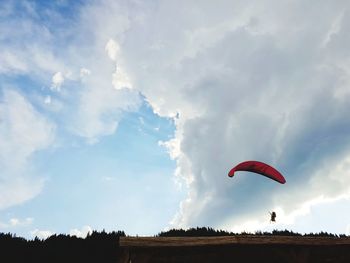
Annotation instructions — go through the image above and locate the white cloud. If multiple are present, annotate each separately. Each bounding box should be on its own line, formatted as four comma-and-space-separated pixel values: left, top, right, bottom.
69, 225, 92, 238
0, 51, 28, 73
10, 218, 20, 226
1, 1, 141, 143
80, 67, 91, 78
30, 229, 54, 239
9, 217, 33, 227
70, 83, 141, 142
105, 39, 133, 89
158, 138, 181, 161
81, 0, 350, 232
0, 7, 67, 77
0, 217, 34, 229
112, 65, 133, 90
65, 36, 141, 142
0, 89, 55, 209
51, 72, 64, 92
2, 0, 350, 234
105, 39, 120, 61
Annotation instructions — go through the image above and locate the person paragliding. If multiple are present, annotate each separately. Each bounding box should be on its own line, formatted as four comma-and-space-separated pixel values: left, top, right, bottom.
228, 161, 285, 224
270, 211, 276, 223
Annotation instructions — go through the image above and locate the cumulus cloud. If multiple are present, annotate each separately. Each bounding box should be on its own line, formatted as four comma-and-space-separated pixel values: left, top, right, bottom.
113, 65, 133, 90
51, 72, 64, 91
65, 26, 141, 141
69, 225, 92, 238
3, 0, 350, 234
30, 229, 54, 239
105, 39, 120, 61
0, 89, 55, 209
82, 0, 350, 231
105, 39, 133, 89
70, 80, 141, 142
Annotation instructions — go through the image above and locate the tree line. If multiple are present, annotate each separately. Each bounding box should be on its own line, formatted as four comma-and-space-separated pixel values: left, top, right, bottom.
0, 230, 125, 263
0, 228, 347, 262
157, 227, 348, 237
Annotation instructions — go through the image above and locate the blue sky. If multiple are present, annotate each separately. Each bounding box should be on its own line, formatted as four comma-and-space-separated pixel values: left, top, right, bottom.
2, 101, 182, 237
1, 0, 350, 239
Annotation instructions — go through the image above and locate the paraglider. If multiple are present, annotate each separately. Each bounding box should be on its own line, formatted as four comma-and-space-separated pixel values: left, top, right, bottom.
228, 160, 286, 184
270, 211, 277, 222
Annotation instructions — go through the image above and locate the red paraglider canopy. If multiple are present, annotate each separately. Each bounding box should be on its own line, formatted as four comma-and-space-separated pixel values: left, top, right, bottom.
228, 161, 286, 184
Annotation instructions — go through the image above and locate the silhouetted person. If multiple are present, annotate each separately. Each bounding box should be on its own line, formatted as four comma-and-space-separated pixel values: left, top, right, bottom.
270, 211, 276, 222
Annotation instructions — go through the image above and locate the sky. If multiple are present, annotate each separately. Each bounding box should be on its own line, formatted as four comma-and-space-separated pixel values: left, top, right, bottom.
1, 0, 350, 239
